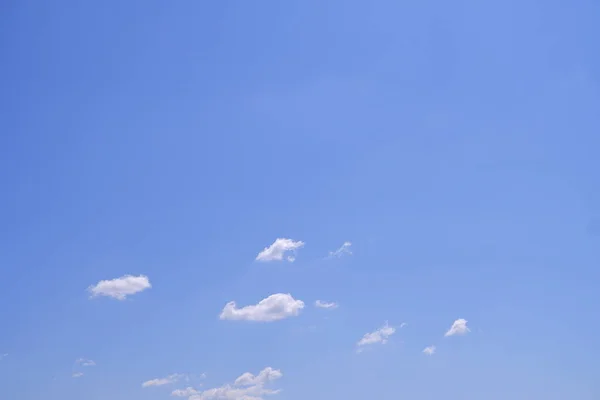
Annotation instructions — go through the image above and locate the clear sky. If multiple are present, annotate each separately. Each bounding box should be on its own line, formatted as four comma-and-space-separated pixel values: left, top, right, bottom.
1, 1, 599, 399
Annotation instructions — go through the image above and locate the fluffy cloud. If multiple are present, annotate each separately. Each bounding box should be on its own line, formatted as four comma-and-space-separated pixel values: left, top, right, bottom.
173, 367, 282, 400
72, 372, 84, 378
255, 238, 304, 262
314, 300, 338, 309
423, 345, 436, 355
76, 358, 96, 367
87, 275, 151, 300
234, 367, 282, 387
143, 373, 185, 388
328, 241, 352, 258
357, 322, 396, 347
444, 318, 470, 337
220, 293, 304, 322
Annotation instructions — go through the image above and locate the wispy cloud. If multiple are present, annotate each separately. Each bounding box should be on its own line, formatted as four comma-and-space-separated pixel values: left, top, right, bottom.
357, 321, 396, 349
314, 300, 338, 309
76, 358, 96, 367
444, 318, 470, 337
255, 238, 304, 262
234, 367, 282, 387
72, 358, 95, 379
423, 345, 436, 355
172, 387, 200, 397
220, 293, 304, 322
327, 241, 352, 258
142, 373, 185, 388
172, 367, 282, 400
87, 275, 151, 300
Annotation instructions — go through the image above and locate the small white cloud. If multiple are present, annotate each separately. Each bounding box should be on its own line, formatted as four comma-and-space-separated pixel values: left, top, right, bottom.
76, 358, 96, 367
328, 241, 352, 258
357, 322, 396, 347
444, 318, 470, 337
423, 345, 436, 355
400, 322, 407, 328
220, 293, 304, 322
88, 274, 151, 300
175, 367, 282, 400
256, 238, 304, 262
314, 300, 338, 309
0, 353, 7, 360
143, 374, 185, 388
72, 358, 95, 379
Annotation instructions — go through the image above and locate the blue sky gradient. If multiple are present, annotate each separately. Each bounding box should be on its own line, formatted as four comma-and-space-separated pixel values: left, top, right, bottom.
1, 1, 599, 399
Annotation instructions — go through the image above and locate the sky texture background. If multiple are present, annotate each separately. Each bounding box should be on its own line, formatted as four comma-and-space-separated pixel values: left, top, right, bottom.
1, 1, 599, 399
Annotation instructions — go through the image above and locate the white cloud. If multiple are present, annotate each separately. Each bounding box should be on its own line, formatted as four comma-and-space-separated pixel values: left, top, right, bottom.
87, 274, 151, 300
220, 293, 304, 322
172, 387, 200, 397
444, 318, 470, 337
234, 367, 282, 387
174, 367, 282, 400
72, 358, 94, 378
357, 322, 396, 347
255, 238, 304, 262
423, 345, 436, 355
328, 241, 352, 258
143, 374, 185, 388
314, 300, 338, 309
0, 353, 7, 360
76, 358, 96, 367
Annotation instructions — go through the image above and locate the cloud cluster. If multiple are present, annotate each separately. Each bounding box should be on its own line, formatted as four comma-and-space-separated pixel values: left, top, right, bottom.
255, 238, 304, 262
78, 236, 474, 393
172, 367, 282, 400
88, 275, 151, 300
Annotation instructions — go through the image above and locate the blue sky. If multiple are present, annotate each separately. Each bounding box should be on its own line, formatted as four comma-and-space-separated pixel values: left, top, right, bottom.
1, 1, 599, 399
